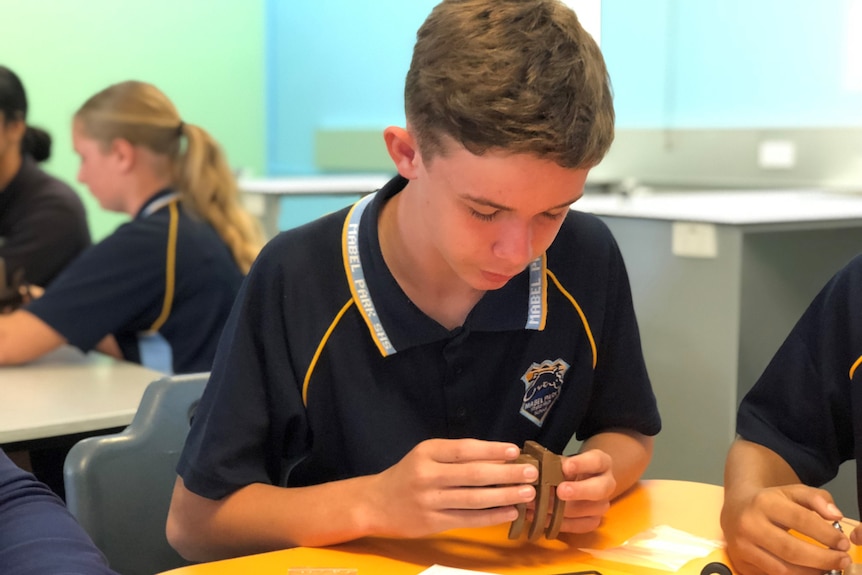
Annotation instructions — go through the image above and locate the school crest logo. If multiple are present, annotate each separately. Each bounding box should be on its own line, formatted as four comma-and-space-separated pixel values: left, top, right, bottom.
520, 359, 569, 427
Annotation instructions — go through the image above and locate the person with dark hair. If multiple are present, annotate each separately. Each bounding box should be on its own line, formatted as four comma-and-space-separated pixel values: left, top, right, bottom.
0, 65, 90, 290
0, 447, 118, 574
167, 0, 660, 562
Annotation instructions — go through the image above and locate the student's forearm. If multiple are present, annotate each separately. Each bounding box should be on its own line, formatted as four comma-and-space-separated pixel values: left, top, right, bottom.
723, 438, 802, 503
580, 429, 653, 498
0, 311, 64, 365
168, 475, 384, 562
94, 334, 123, 359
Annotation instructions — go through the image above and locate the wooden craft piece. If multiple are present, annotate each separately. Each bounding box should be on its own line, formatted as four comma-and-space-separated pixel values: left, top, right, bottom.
507, 453, 538, 539
507, 440, 566, 541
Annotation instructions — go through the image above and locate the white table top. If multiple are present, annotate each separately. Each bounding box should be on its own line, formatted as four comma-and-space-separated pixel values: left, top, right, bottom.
0, 347, 164, 445
574, 189, 862, 225
239, 173, 393, 195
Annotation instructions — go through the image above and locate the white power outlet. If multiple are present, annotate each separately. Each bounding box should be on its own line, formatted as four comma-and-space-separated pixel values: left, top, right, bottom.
672, 222, 718, 259
758, 139, 797, 170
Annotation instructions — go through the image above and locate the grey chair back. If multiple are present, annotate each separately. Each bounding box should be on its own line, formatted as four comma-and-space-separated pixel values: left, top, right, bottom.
64, 372, 208, 575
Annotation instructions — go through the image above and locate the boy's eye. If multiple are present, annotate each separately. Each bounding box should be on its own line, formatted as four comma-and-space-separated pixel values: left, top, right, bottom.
469, 208, 498, 222
542, 210, 568, 221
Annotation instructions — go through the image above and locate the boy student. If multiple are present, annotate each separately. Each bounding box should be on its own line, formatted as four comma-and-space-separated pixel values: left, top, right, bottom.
167, 0, 661, 561
722, 254, 862, 575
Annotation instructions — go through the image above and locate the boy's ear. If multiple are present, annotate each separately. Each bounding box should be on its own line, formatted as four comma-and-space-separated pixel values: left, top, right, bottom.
383, 126, 421, 179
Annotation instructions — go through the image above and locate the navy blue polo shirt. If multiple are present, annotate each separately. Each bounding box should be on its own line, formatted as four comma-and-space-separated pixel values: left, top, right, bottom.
178, 176, 661, 499
26, 190, 243, 374
0, 449, 118, 574
737, 253, 862, 516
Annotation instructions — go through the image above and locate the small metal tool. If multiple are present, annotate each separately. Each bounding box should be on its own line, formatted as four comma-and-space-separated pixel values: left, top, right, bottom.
825, 520, 845, 575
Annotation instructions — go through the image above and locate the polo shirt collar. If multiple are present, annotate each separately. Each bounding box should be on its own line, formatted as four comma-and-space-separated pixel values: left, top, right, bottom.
342, 175, 548, 357
135, 188, 180, 219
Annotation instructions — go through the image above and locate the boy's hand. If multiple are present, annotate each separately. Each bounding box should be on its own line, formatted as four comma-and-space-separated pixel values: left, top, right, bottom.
549, 449, 615, 533
851, 521, 862, 546
721, 483, 851, 575
366, 438, 539, 538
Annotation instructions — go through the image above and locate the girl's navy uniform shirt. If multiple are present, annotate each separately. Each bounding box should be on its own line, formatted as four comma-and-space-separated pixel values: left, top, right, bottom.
26, 190, 243, 374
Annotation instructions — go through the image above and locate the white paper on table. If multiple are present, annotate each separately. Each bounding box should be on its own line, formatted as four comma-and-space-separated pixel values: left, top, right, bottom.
418, 566, 503, 575
580, 524, 725, 571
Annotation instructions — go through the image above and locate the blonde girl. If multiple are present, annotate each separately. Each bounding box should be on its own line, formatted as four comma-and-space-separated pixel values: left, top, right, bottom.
0, 80, 263, 374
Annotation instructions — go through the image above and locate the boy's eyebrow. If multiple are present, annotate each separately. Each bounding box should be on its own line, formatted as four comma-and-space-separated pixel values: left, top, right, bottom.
461, 193, 582, 212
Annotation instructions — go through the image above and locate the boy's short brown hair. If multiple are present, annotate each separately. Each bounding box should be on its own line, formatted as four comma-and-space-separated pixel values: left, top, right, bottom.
405, 0, 614, 169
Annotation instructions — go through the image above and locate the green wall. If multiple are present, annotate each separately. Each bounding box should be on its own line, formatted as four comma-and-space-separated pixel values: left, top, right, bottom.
1, 0, 265, 240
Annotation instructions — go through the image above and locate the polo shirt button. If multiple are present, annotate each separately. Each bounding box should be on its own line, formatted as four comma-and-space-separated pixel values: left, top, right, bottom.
455, 407, 467, 419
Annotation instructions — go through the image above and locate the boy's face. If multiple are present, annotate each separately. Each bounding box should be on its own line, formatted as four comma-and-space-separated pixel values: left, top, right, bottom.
412, 142, 590, 291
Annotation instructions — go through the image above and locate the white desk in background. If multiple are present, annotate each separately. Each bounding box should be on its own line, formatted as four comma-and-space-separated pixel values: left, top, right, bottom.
0, 346, 164, 449
576, 188, 862, 226
239, 174, 393, 239
574, 188, 862, 513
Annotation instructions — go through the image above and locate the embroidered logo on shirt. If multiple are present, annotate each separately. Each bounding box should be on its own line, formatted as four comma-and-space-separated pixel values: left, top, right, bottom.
520, 359, 569, 427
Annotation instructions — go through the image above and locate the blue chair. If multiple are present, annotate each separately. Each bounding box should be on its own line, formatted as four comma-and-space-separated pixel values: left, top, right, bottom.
64, 373, 208, 575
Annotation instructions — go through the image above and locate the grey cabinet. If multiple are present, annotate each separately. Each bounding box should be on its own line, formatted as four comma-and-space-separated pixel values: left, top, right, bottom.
575, 190, 862, 515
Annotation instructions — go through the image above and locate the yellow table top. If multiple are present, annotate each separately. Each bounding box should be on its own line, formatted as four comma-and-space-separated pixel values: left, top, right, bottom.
159, 478, 862, 574
160, 479, 746, 574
